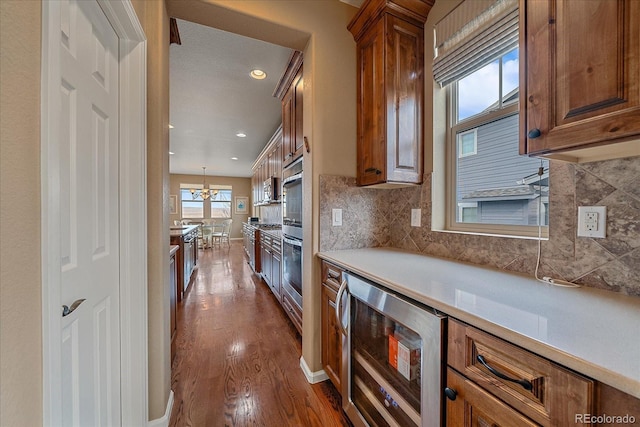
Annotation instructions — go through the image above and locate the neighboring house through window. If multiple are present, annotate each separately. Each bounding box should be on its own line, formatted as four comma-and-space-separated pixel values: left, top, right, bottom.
434, 0, 548, 237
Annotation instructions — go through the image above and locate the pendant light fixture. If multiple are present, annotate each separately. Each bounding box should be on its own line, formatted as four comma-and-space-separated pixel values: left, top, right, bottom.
190, 166, 217, 200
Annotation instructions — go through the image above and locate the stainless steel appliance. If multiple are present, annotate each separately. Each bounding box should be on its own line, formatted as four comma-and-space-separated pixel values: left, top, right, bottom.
337, 273, 446, 427
282, 157, 303, 315
282, 235, 302, 308
282, 158, 303, 240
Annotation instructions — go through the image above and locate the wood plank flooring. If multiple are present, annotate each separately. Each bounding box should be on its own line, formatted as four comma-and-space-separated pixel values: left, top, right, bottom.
169, 241, 351, 427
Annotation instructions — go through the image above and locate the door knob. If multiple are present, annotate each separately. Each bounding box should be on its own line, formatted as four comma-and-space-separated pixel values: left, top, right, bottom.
62, 299, 86, 317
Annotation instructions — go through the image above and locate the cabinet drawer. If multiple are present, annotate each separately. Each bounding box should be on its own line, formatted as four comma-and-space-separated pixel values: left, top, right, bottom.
282, 289, 302, 334
446, 367, 538, 427
448, 319, 593, 426
321, 260, 343, 291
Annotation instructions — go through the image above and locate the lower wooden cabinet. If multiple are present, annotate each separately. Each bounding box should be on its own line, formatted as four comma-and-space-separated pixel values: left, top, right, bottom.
446, 367, 538, 427
321, 260, 344, 391
447, 319, 593, 426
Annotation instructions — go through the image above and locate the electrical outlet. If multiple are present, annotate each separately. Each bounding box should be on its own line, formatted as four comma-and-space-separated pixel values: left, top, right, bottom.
332, 208, 342, 226
411, 209, 421, 227
577, 206, 606, 238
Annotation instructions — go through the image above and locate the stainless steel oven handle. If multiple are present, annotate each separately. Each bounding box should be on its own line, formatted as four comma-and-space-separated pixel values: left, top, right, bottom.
335, 279, 349, 336
282, 172, 303, 186
283, 236, 302, 247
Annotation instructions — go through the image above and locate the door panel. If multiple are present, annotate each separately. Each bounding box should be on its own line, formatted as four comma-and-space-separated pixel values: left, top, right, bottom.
59, 0, 120, 425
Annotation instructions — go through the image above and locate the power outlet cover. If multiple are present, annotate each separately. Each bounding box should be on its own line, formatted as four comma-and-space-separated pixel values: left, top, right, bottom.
411, 209, 421, 227
577, 206, 606, 238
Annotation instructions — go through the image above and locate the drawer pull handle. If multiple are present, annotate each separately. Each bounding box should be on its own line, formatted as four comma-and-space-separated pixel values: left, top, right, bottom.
476, 355, 533, 391
444, 387, 457, 401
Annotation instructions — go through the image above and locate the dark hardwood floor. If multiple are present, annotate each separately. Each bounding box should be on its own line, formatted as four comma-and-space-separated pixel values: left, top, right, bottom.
169, 241, 350, 427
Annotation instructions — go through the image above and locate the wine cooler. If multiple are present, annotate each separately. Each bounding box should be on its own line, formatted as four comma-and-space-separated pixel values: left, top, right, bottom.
337, 273, 446, 427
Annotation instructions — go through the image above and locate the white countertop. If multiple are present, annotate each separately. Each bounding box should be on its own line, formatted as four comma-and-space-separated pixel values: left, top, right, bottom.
318, 247, 640, 398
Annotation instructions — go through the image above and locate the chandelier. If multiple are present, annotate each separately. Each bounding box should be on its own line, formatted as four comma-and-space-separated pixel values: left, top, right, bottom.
190, 167, 218, 200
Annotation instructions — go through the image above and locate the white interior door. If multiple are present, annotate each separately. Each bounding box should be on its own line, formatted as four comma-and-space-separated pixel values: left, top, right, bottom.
58, 0, 121, 425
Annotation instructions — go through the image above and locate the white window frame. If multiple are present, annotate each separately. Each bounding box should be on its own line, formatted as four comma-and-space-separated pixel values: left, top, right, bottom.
180, 184, 205, 219
444, 56, 548, 239
209, 185, 232, 219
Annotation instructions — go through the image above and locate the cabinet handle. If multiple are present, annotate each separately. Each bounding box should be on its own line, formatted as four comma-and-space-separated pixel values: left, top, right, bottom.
62, 299, 86, 317
527, 128, 541, 139
364, 167, 382, 175
444, 387, 457, 401
335, 279, 349, 336
476, 355, 533, 391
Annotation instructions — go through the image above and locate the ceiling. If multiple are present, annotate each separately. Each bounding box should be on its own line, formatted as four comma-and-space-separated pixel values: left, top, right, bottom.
169, 19, 294, 178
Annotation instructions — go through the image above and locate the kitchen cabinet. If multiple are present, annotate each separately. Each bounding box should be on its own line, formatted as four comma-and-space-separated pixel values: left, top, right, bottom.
252, 126, 283, 206
170, 225, 199, 301
520, 0, 640, 162
260, 233, 273, 288
348, 0, 433, 187
320, 260, 344, 392
271, 238, 281, 301
260, 231, 282, 300
282, 286, 302, 334
446, 318, 593, 426
275, 51, 304, 169
169, 245, 179, 363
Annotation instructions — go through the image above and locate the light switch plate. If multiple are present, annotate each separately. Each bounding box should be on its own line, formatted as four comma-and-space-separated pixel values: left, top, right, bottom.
411, 209, 421, 227
577, 206, 606, 238
332, 208, 342, 226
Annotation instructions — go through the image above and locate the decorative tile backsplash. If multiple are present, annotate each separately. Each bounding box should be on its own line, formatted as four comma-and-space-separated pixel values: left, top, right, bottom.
319, 156, 640, 297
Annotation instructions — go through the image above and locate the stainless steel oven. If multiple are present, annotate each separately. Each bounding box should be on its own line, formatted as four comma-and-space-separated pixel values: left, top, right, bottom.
282, 157, 302, 240
337, 272, 446, 427
282, 235, 302, 309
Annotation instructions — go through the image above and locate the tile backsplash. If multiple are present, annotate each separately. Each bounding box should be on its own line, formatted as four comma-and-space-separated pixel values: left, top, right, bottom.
319, 156, 640, 297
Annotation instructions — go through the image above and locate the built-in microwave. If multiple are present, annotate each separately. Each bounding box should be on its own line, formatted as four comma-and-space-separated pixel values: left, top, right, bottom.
263, 176, 278, 204
282, 158, 303, 240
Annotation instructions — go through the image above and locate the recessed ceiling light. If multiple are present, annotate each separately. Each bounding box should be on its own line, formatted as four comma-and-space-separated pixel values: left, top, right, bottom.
236, 132, 246, 138
169, 151, 175, 155
250, 69, 267, 80
231, 157, 239, 161
169, 124, 174, 129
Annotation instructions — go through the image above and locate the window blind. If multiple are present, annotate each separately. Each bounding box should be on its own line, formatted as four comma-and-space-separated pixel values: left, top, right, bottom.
433, 0, 518, 87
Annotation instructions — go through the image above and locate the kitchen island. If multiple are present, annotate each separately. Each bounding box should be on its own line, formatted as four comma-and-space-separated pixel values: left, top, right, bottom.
170, 224, 199, 301
318, 247, 640, 402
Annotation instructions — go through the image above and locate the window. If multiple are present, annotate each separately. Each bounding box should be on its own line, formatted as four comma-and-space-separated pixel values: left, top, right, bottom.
210, 185, 232, 219
180, 186, 204, 219
433, 0, 548, 237
457, 129, 477, 158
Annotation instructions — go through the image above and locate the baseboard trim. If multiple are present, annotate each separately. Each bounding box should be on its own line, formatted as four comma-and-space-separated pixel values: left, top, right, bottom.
148, 390, 174, 427
300, 356, 329, 384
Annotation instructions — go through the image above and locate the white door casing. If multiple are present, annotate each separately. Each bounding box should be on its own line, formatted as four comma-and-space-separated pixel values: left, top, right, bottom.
41, 0, 148, 425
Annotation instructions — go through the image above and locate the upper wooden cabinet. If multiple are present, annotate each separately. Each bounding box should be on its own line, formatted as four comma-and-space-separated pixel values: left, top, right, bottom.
520, 0, 640, 162
348, 0, 434, 187
275, 52, 304, 169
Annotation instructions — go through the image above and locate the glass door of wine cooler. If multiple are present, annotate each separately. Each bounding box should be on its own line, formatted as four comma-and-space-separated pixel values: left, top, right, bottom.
340, 273, 445, 427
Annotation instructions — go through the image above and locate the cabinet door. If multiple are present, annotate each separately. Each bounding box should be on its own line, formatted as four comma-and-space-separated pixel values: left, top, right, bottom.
321, 283, 342, 391
446, 368, 539, 427
293, 68, 304, 161
272, 249, 281, 299
521, 0, 640, 159
357, 18, 387, 186
169, 253, 177, 362
385, 15, 423, 184
282, 86, 294, 166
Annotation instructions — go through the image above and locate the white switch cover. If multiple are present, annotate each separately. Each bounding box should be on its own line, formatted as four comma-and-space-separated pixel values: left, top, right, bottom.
577, 206, 606, 238
332, 208, 342, 226
411, 209, 421, 227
